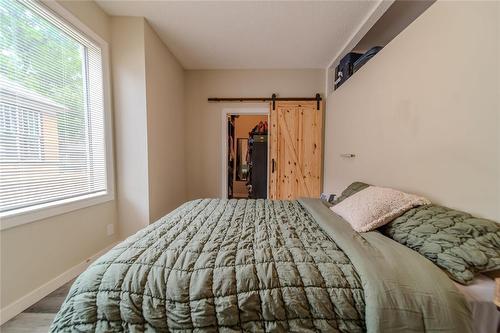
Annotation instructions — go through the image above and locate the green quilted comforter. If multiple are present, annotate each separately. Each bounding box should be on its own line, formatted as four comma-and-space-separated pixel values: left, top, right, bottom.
50, 199, 471, 332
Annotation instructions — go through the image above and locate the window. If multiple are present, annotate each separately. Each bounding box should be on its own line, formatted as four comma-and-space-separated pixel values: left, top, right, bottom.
0, 0, 112, 226
1, 103, 43, 161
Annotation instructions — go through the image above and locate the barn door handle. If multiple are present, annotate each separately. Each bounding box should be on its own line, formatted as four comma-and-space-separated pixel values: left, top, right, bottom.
272, 159, 276, 173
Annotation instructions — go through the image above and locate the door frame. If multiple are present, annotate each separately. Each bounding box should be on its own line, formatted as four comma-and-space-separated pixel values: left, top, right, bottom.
221, 107, 269, 199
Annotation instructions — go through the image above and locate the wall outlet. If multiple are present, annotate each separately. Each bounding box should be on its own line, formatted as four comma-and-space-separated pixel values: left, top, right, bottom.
106, 223, 115, 236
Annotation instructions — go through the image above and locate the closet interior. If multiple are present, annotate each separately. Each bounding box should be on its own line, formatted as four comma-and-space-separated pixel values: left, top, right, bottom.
227, 115, 268, 199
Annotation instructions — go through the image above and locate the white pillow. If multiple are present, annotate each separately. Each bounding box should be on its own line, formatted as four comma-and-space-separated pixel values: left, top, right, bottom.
330, 186, 431, 232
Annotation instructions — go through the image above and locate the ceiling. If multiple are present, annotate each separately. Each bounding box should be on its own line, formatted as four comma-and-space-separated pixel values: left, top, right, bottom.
96, 1, 382, 70
353, 0, 434, 53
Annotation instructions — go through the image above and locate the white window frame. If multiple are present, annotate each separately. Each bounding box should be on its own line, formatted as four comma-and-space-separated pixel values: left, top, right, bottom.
0, 0, 115, 230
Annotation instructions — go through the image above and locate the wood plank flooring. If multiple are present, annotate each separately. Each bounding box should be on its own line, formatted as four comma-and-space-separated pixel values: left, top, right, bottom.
1, 279, 75, 333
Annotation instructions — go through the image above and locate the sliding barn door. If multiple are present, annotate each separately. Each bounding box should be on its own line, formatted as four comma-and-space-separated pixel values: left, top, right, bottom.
269, 101, 323, 199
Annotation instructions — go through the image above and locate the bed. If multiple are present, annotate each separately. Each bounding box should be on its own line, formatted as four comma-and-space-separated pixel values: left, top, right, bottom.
50, 198, 475, 332
454, 275, 500, 333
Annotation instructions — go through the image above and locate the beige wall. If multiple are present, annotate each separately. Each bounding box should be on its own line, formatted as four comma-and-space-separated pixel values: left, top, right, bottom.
324, 1, 500, 221
111, 18, 187, 232
144, 22, 187, 222
0, 0, 118, 310
111, 17, 150, 237
185, 70, 324, 199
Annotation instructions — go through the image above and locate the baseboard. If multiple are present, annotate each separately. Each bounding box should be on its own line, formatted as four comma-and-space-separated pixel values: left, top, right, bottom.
0, 242, 117, 325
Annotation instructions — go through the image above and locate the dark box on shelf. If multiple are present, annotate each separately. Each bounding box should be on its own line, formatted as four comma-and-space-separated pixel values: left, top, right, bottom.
334, 52, 362, 89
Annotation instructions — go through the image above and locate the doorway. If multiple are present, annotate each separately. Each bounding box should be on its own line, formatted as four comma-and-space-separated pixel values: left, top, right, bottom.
221, 108, 269, 199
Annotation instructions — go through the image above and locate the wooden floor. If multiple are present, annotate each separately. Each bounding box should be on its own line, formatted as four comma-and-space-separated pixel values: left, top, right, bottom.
1, 279, 75, 333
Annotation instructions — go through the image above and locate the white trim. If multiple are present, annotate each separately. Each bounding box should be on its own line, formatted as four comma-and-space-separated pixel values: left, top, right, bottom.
0, 191, 113, 230
324, 0, 394, 94
0, 242, 117, 325
41, 0, 108, 47
0, 0, 115, 230
221, 107, 270, 199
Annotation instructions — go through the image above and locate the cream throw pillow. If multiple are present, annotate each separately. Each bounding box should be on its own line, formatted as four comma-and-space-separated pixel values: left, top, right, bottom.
330, 186, 431, 232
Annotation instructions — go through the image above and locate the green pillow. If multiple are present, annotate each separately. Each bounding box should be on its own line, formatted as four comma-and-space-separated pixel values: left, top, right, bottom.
381, 205, 500, 284
332, 182, 370, 205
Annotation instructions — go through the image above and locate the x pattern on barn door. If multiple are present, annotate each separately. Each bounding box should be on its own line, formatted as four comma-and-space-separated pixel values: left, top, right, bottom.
269, 101, 323, 200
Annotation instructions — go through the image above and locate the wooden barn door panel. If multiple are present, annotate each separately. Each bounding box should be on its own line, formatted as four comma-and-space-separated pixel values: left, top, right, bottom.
269, 102, 279, 199
269, 101, 322, 199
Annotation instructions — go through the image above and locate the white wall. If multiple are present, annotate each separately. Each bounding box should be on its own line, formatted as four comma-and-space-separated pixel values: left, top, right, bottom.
324, 1, 500, 221
144, 23, 187, 221
185, 70, 324, 199
0, 0, 118, 311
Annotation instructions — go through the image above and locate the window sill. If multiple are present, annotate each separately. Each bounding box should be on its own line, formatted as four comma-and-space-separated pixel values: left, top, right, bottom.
0, 191, 114, 231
